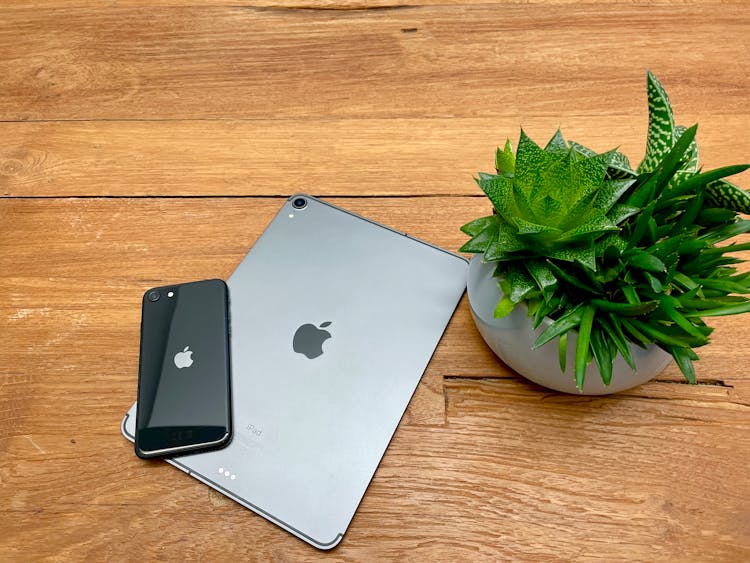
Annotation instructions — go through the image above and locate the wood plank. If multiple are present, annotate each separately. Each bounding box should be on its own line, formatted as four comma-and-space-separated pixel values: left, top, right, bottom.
3, 0, 750, 558
1, 5, 749, 121
0, 197, 481, 441
8, 0, 749, 7
2, 378, 748, 560
2, 117, 750, 197
3, 198, 750, 558
1, 196, 749, 440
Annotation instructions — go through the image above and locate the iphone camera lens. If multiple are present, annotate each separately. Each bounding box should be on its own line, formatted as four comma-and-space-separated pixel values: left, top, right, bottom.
292, 197, 307, 210
147, 290, 161, 302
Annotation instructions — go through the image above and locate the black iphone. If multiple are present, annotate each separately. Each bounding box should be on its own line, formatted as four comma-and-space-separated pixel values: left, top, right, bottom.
135, 279, 232, 459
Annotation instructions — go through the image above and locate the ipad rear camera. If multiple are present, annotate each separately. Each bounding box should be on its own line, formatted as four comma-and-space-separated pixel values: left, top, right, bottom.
292, 197, 307, 210
147, 290, 161, 302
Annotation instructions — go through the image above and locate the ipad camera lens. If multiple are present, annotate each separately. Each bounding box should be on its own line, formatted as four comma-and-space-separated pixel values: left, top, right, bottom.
147, 290, 161, 302
292, 197, 307, 210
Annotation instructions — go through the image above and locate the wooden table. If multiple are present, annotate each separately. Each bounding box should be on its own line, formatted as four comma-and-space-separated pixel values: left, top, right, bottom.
2, 2, 749, 560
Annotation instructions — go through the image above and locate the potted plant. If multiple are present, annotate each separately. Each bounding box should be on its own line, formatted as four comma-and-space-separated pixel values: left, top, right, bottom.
462, 72, 750, 394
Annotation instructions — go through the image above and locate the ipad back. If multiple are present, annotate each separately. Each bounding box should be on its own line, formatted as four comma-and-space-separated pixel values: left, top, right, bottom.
122, 195, 467, 549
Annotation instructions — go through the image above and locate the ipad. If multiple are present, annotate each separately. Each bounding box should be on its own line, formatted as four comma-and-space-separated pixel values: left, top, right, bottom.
121, 194, 467, 549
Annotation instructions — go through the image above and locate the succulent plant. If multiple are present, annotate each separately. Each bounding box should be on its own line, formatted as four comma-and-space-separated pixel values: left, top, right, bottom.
637, 71, 750, 214
461, 73, 750, 390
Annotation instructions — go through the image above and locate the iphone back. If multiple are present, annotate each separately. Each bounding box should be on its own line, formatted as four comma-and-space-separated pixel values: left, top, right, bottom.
135, 279, 231, 458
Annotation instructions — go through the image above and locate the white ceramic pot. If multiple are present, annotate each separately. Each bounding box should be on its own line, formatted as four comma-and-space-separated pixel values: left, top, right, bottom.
467, 255, 673, 394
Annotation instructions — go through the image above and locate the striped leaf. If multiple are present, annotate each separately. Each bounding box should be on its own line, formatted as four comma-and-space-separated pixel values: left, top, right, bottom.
637, 71, 677, 173
705, 179, 750, 214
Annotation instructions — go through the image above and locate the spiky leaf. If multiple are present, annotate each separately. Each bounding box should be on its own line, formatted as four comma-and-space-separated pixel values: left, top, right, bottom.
705, 179, 750, 214
638, 70, 677, 173
496, 139, 515, 176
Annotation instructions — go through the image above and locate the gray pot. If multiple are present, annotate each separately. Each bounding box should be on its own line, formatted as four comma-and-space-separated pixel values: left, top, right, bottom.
467, 255, 672, 394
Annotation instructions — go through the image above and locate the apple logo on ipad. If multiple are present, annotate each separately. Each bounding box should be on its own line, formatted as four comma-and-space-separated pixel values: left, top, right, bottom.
293, 322, 332, 359
173, 346, 194, 369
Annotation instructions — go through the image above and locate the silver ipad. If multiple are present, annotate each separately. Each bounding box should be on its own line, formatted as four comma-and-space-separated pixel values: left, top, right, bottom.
121, 195, 467, 549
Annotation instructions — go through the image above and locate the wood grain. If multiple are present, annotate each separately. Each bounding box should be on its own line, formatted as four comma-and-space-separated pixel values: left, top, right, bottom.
3, 0, 750, 560
7, 0, 750, 7
2, 117, 750, 197
1, 197, 749, 561
1, 5, 749, 121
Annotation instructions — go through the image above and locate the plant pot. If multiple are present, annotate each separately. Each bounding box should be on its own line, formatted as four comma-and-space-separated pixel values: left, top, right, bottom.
467, 255, 673, 395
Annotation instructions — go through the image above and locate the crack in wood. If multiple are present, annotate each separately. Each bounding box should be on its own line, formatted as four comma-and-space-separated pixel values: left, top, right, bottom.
235, 5, 415, 13
440, 374, 750, 410
654, 377, 733, 388
0, 194, 484, 200
443, 375, 518, 381
444, 374, 736, 388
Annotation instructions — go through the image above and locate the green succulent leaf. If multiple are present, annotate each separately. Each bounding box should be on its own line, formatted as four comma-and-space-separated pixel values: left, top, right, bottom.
599, 232, 629, 254
655, 124, 698, 189
511, 182, 538, 221
669, 346, 697, 384
460, 215, 497, 236
595, 179, 636, 213
495, 139, 515, 176
600, 314, 636, 370
705, 178, 750, 214
516, 130, 553, 200
570, 152, 611, 202
661, 300, 710, 344
627, 250, 667, 273
638, 70, 677, 173
620, 318, 651, 348
575, 305, 596, 389
673, 124, 699, 173
627, 318, 690, 348
537, 195, 564, 218
506, 265, 538, 304
484, 220, 529, 257
648, 235, 684, 260
558, 333, 568, 373
544, 129, 568, 155
459, 222, 497, 253
494, 279, 516, 318
526, 260, 558, 302
557, 214, 618, 243
561, 190, 599, 229
545, 261, 600, 294
628, 200, 657, 248
703, 242, 750, 255
683, 300, 750, 317
698, 207, 738, 225
605, 150, 636, 178
533, 294, 566, 329
570, 141, 635, 179
699, 219, 750, 244
677, 294, 743, 310
590, 329, 613, 385
625, 172, 657, 209
568, 140, 597, 158
644, 272, 663, 293
590, 299, 659, 316
514, 217, 562, 238
476, 174, 510, 213
698, 276, 750, 295
534, 304, 585, 349
659, 164, 750, 205
547, 242, 597, 271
